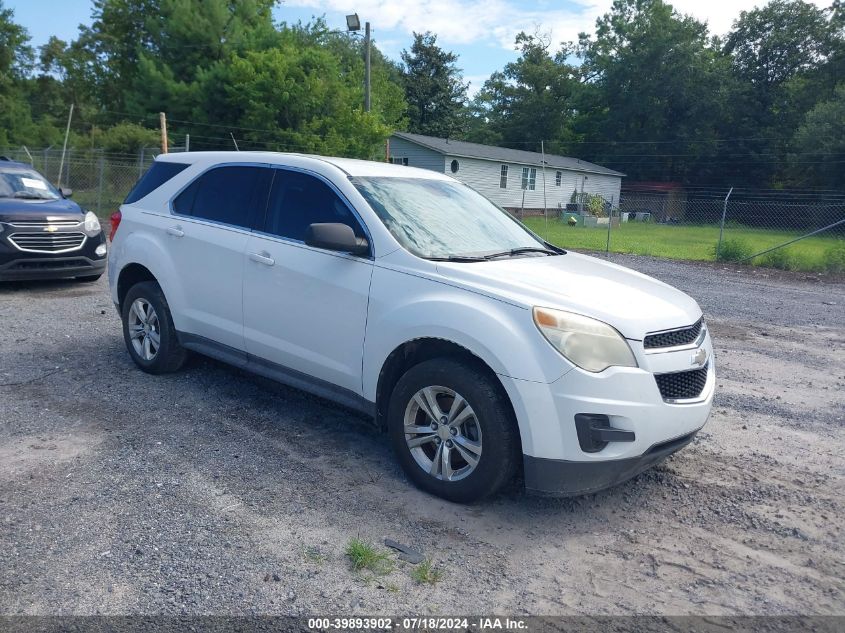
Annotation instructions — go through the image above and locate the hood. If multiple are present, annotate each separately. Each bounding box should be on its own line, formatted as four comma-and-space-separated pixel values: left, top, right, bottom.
0, 197, 84, 223
435, 252, 702, 340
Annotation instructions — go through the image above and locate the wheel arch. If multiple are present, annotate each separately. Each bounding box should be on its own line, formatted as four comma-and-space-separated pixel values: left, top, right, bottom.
116, 263, 158, 311
374, 338, 520, 448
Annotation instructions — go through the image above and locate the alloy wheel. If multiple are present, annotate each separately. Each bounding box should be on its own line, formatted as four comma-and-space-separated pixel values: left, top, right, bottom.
127, 298, 160, 361
403, 385, 483, 482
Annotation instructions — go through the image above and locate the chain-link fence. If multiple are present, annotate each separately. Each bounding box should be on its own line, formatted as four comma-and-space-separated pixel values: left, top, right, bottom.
4, 146, 843, 273
0, 146, 185, 220
526, 185, 845, 274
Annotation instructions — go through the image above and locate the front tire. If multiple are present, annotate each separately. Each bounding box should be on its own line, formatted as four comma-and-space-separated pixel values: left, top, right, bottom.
388, 358, 520, 503
121, 281, 187, 374
77, 273, 103, 283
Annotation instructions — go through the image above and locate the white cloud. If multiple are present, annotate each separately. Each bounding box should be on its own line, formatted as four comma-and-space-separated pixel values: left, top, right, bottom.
286, 0, 832, 53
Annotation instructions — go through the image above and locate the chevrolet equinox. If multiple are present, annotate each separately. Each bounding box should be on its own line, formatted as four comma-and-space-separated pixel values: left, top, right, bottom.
108, 152, 714, 502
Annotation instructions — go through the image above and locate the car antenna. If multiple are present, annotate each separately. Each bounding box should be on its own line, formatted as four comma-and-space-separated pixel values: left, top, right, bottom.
230, 133, 240, 151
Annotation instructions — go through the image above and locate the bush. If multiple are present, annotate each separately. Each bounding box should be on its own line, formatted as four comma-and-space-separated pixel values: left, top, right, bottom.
825, 241, 845, 273
759, 248, 797, 271
714, 239, 752, 262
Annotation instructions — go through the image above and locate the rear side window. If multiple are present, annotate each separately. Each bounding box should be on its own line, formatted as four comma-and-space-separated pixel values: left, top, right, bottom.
173, 166, 270, 229
124, 162, 189, 204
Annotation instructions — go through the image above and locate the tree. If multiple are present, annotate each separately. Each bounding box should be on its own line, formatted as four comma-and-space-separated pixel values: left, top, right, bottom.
0, 0, 40, 146
468, 33, 581, 153
790, 84, 845, 188
576, 0, 734, 183
723, 0, 843, 186
400, 32, 467, 138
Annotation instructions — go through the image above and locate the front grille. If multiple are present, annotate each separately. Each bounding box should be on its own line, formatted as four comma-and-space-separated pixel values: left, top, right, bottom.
644, 318, 704, 349
8, 232, 86, 253
9, 219, 81, 228
655, 363, 709, 401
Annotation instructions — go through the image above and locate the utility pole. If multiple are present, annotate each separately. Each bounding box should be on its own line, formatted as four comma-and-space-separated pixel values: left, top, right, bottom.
364, 21, 371, 112
159, 112, 168, 154
57, 103, 74, 188
185, 134, 190, 152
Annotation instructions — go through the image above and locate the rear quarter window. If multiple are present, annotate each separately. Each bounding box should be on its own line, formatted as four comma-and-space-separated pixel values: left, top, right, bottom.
124, 161, 189, 204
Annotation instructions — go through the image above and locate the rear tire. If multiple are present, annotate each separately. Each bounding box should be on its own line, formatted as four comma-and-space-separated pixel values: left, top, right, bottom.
121, 281, 188, 374
388, 357, 520, 503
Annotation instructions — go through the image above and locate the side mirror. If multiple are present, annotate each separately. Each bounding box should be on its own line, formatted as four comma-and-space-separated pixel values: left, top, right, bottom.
305, 223, 369, 256
59, 187, 73, 198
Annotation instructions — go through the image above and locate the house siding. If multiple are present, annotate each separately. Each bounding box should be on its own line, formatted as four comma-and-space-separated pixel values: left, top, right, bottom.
387, 137, 445, 172
445, 155, 622, 211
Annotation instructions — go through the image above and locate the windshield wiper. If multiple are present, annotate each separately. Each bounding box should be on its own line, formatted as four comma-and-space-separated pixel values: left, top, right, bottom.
482, 246, 562, 259
12, 191, 51, 200
428, 255, 488, 263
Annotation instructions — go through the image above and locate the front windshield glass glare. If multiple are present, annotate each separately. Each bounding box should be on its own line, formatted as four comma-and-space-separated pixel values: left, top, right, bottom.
352, 177, 545, 259
0, 168, 61, 201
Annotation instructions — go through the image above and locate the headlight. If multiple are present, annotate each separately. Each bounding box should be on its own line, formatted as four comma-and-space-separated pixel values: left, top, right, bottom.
533, 307, 638, 373
83, 211, 101, 236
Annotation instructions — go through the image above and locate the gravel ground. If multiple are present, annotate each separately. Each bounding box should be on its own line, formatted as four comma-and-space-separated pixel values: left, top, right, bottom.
0, 255, 843, 616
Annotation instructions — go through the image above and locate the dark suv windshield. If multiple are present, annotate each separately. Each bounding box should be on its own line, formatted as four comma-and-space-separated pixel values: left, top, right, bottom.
0, 167, 61, 201
352, 176, 545, 259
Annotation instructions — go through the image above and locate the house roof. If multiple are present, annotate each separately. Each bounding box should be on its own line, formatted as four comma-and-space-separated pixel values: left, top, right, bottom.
391, 132, 625, 178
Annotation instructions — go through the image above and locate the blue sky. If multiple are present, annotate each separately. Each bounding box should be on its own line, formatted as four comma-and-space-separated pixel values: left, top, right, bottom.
7, 0, 830, 96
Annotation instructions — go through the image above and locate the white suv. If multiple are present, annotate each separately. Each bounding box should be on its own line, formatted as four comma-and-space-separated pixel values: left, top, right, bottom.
108, 152, 714, 502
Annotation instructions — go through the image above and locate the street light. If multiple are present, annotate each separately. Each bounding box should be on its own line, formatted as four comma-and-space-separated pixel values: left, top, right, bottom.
345, 13, 370, 112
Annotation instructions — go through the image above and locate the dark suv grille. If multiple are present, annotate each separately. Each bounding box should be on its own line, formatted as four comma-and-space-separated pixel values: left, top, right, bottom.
9, 232, 86, 253
655, 363, 709, 401
644, 318, 703, 349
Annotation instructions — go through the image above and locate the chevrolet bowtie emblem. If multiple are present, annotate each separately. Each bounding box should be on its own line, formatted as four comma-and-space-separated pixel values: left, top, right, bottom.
44, 226, 58, 232
691, 348, 707, 367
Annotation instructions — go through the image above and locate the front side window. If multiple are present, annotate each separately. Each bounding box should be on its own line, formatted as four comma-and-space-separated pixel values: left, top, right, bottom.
353, 177, 546, 259
173, 166, 268, 229
263, 169, 365, 242
499, 165, 508, 188
521, 167, 537, 191
0, 167, 61, 201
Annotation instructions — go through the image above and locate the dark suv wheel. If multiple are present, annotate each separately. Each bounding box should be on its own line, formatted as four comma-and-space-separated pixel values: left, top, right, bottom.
387, 357, 520, 503
121, 281, 188, 374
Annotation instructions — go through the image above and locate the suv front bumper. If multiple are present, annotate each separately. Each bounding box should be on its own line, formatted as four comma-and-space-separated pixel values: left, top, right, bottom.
500, 332, 715, 496
0, 232, 107, 281
523, 430, 697, 496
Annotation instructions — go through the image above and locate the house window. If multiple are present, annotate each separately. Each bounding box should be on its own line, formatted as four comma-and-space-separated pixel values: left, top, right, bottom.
521, 167, 536, 191
555, 171, 562, 186
499, 165, 508, 188
390, 157, 408, 166
450, 159, 459, 173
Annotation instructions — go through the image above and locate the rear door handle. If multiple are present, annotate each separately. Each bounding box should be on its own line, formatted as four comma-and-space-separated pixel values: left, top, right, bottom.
166, 226, 184, 238
249, 251, 275, 266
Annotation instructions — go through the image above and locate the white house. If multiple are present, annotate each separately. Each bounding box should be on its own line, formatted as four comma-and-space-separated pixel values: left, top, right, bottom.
388, 132, 624, 214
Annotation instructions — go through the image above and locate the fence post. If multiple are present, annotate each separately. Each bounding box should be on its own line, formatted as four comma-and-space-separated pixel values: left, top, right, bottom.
96, 152, 105, 218
138, 148, 145, 178
716, 187, 733, 259
605, 195, 614, 254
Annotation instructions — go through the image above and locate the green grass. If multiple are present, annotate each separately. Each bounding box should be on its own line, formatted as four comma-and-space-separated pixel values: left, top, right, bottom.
345, 538, 393, 575
411, 559, 442, 585
523, 217, 845, 273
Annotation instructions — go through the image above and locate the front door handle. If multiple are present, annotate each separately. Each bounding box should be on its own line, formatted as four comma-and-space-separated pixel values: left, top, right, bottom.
249, 251, 275, 266
166, 225, 184, 238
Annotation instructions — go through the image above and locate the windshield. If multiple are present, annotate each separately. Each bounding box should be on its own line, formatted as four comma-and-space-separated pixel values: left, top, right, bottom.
0, 168, 61, 201
352, 177, 546, 259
